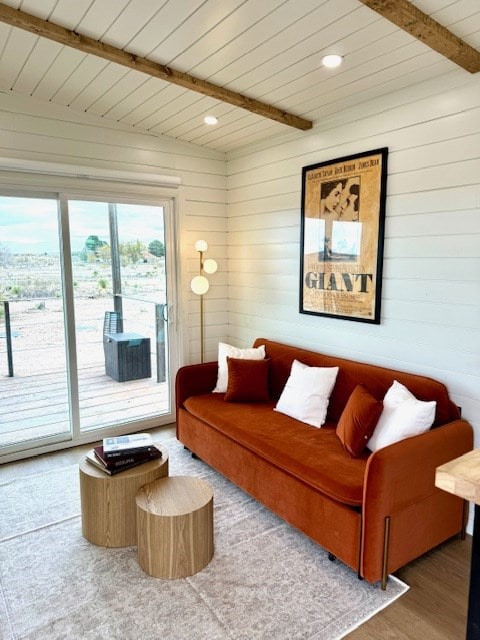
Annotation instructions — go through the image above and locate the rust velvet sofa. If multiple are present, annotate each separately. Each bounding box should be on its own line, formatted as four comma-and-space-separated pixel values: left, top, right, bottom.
175, 338, 473, 587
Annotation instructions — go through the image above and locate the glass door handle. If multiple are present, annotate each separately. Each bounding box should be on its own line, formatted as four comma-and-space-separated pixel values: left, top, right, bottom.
163, 303, 174, 324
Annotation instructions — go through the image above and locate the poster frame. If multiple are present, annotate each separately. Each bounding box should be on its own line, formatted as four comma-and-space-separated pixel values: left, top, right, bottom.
299, 147, 388, 324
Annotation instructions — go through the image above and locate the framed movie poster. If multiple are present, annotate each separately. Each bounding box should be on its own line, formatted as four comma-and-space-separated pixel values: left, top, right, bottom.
300, 148, 388, 323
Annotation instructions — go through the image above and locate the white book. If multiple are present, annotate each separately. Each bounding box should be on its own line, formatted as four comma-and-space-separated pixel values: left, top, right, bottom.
103, 433, 154, 454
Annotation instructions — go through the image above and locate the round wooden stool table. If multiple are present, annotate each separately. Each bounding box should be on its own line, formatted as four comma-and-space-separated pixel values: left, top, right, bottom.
79, 444, 169, 547
136, 476, 214, 579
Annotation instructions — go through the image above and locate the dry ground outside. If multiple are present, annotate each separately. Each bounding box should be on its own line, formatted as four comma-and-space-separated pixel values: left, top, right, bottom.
0, 257, 166, 377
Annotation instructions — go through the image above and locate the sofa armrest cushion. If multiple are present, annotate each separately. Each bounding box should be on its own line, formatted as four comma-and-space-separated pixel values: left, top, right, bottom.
224, 357, 270, 403
336, 385, 383, 457
175, 362, 219, 411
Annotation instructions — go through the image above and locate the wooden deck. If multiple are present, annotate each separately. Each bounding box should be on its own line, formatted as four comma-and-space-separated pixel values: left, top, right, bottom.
0, 298, 172, 450
0, 359, 169, 448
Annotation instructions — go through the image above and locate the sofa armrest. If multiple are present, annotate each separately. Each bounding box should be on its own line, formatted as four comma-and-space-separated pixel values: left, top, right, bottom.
364, 419, 473, 513
361, 419, 473, 581
175, 362, 218, 413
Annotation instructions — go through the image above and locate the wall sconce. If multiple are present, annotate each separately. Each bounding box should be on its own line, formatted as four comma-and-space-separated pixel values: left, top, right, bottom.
190, 240, 217, 362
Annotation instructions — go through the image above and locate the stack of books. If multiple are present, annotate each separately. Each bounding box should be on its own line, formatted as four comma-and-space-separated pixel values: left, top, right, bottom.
85, 433, 162, 475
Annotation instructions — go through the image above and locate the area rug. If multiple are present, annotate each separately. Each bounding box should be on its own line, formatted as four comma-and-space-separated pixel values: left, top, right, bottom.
0, 438, 408, 639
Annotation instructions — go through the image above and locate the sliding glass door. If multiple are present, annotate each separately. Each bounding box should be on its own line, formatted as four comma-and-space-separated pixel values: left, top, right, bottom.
0, 193, 175, 456
0, 197, 71, 447
69, 199, 170, 433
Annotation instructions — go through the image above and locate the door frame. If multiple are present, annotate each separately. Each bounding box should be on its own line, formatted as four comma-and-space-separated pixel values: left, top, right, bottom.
0, 175, 180, 463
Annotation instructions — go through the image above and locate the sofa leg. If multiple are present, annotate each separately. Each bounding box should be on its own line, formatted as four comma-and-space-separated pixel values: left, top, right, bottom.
357, 516, 363, 581
183, 445, 199, 460
381, 516, 391, 590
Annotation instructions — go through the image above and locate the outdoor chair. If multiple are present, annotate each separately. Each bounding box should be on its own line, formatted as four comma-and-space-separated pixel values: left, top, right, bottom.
103, 311, 151, 382
103, 310, 123, 335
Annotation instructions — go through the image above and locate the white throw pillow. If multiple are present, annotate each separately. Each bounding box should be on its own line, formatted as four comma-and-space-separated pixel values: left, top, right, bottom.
213, 342, 266, 393
274, 359, 339, 428
367, 380, 436, 452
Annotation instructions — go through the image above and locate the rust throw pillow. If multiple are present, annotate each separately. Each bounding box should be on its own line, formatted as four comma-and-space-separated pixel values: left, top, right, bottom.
224, 357, 270, 402
336, 385, 383, 457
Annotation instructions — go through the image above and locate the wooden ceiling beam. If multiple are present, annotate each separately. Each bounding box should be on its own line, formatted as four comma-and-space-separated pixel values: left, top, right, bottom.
358, 0, 480, 73
0, 2, 313, 131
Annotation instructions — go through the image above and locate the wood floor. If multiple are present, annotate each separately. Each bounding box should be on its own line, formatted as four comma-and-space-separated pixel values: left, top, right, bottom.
347, 534, 471, 639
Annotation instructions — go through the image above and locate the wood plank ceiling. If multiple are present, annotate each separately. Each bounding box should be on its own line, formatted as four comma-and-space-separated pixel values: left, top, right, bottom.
0, 0, 479, 153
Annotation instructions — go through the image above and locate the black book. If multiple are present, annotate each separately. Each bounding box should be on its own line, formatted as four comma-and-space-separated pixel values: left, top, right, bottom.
85, 449, 161, 475
94, 445, 161, 470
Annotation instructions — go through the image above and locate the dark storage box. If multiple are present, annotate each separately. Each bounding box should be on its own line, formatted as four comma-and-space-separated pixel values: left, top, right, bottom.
104, 332, 151, 382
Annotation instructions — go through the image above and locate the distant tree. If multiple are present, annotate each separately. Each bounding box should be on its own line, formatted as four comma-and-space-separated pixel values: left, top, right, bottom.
97, 244, 111, 262
82, 235, 109, 262
120, 240, 145, 264
85, 235, 107, 253
148, 239, 165, 258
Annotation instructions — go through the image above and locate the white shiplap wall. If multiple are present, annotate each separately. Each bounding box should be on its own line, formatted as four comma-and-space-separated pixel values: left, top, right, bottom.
226, 68, 480, 444
1, 68, 479, 443
0, 91, 228, 365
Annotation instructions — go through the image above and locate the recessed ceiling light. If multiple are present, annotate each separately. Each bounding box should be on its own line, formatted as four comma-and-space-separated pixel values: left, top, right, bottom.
322, 54, 343, 69
204, 115, 218, 125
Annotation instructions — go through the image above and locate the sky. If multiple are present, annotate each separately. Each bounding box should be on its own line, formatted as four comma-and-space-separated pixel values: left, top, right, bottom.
303, 217, 362, 256
0, 197, 165, 254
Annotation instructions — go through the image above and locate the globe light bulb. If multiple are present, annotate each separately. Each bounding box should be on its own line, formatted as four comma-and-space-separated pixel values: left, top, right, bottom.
203, 258, 218, 275
195, 240, 208, 252
190, 275, 209, 295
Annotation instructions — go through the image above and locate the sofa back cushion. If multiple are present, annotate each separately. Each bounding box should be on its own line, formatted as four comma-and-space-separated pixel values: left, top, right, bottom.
253, 338, 459, 427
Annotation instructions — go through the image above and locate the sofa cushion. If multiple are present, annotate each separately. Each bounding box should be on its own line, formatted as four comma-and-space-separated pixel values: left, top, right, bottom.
224, 357, 270, 403
213, 342, 266, 393
184, 393, 368, 506
274, 359, 339, 427
336, 385, 383, 457
367, 380, 436, 451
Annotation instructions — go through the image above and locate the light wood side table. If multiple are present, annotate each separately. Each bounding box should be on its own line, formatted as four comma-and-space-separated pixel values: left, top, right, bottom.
79, 444, 169, 547
136, 475, 214, 579
436, 448, 480, 640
